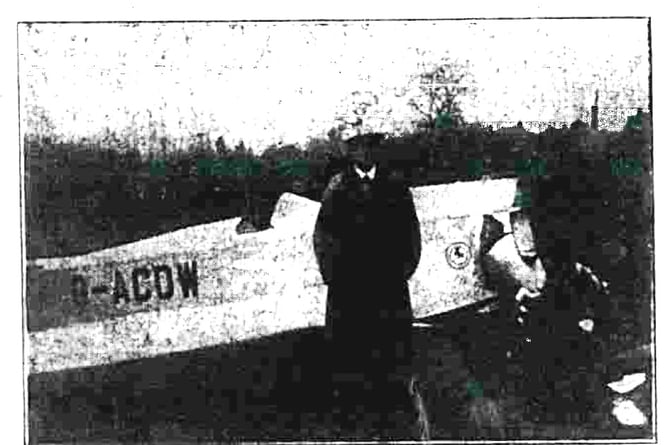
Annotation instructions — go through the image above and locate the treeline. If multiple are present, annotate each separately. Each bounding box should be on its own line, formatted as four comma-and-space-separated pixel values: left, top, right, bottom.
24, 136, 343, 259
24, 121, 651, 260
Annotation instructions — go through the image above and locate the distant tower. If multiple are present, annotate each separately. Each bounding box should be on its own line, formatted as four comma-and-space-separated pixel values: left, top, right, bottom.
591, 89, 599, 130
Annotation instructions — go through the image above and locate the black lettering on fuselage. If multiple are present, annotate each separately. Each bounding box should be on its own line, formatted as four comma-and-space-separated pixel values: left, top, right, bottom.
132, 267, 152, 303
110, 262, 196, 306
71, 274, 89, 307
113, 269, 130, 304
177, 261, 198, 299
153, 264, 174, 300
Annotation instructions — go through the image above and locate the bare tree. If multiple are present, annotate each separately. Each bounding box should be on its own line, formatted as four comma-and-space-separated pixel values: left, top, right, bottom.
335, 90, 380, 137
25, 105, 57, 142
327, 125, 344, 144
398, 54, 477, 129
215, 136, 227, 154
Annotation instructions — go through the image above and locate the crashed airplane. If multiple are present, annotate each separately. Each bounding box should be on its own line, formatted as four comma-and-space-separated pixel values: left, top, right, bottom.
27, 177, 545, 375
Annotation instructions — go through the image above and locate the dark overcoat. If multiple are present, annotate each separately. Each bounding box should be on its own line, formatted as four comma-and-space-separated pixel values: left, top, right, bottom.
313, 164, 421, 383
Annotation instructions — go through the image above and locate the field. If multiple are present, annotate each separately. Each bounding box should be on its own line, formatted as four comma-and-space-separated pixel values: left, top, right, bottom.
28, 299, 653, 442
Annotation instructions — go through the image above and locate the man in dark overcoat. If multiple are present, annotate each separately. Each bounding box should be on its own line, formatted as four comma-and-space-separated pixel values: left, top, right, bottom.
312, 133, 423, 438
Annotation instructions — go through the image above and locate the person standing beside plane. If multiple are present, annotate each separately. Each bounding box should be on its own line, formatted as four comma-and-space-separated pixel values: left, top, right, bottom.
508, 156, 613, 424
312, 133, 425, 439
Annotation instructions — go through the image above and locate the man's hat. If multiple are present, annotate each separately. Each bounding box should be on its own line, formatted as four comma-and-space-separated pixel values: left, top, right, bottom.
343, 132, 386, 162
343, 132, 386, 148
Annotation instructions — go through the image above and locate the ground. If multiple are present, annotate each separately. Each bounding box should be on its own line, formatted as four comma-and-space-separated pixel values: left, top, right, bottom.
28, 300, 653, 443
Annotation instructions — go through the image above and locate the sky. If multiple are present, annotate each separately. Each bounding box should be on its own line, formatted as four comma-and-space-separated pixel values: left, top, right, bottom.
19, 19, 650, 151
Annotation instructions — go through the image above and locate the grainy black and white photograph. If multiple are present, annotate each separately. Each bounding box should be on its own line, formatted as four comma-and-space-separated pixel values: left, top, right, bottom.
21, 17, 655, 442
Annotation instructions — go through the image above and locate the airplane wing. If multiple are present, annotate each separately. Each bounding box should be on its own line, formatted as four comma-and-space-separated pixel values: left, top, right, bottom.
27, 177, 523, 374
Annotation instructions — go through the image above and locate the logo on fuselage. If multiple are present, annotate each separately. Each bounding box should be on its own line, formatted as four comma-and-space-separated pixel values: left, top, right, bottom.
445, 242, 472, 269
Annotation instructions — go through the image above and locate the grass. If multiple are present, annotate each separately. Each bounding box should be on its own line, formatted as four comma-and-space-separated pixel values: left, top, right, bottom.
27, 284, 653, 442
